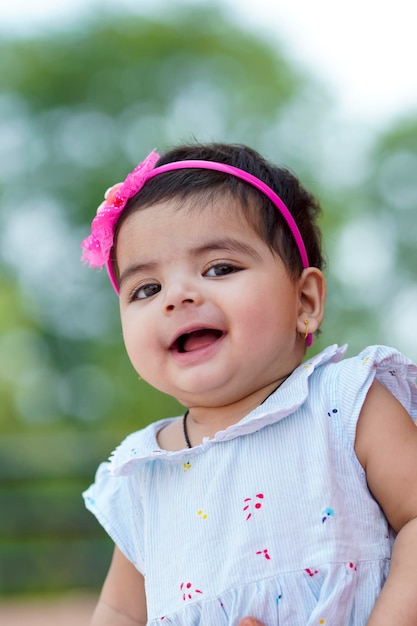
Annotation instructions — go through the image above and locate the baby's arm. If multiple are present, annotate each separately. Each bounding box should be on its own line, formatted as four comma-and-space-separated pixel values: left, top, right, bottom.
355, 380, 417, 625
90, 546, 147, 626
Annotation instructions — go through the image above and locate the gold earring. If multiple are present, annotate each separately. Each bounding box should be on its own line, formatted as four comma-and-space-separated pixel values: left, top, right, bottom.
138, 375, 142, 381
300, 319, 309, 340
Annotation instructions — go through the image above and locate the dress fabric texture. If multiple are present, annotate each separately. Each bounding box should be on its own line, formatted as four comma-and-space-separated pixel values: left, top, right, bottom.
84, 344, 417, 625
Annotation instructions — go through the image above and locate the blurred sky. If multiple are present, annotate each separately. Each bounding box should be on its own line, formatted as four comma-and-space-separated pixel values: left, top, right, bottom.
1, 0, 417, 128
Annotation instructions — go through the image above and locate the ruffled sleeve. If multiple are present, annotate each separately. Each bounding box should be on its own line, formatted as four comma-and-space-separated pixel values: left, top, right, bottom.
320, 345, 417, 449
83, 460, 146, 572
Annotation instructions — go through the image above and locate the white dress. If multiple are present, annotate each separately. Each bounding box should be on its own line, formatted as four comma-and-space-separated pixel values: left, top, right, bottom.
84, 344, 417, 625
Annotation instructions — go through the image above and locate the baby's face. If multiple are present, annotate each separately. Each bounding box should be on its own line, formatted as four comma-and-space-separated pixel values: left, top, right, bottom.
116, 196, 305, 409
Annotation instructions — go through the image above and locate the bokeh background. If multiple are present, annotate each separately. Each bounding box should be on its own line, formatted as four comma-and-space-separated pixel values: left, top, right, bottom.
0, 0, 416, 614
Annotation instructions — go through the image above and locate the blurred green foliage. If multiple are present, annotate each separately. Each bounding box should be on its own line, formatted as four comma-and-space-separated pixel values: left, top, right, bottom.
0, 4, 319, 595
0, 3, 416, 596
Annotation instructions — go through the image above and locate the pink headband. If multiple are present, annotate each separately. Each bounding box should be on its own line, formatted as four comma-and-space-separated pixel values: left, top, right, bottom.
81, 150, 312, 344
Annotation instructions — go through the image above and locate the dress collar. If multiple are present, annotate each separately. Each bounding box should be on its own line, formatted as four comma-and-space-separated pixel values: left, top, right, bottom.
110, 344, 347, 476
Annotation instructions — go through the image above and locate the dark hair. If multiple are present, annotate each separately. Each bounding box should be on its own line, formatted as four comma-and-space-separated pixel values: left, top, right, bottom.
112, 142, 324, 279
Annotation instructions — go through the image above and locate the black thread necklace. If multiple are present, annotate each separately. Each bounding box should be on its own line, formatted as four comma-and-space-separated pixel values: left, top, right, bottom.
182, 410, 192, 449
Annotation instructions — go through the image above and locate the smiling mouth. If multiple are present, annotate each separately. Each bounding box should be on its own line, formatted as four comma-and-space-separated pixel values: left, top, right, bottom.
171, 329, 224, 353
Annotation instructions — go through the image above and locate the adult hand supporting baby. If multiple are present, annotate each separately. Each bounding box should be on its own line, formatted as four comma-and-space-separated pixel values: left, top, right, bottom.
238, 619, 265, 626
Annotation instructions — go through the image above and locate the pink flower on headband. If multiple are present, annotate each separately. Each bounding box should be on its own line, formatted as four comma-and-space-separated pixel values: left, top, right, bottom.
81, 150, 160, 268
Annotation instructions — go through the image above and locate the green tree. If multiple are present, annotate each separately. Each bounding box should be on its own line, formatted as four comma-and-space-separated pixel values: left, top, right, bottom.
322, 115, 417, 358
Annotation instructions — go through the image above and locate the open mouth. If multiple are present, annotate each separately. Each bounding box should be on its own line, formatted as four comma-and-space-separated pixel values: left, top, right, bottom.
171, 329, 224, 353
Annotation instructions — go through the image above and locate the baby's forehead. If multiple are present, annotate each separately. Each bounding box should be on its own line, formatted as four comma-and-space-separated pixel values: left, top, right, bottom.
120, 190, 258, 236
122, 191, 257, 230
137, 184, 258, 214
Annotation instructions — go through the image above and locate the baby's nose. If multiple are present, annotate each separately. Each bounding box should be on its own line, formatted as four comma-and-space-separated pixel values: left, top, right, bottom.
163, 280, 202, 312
165, 296, 195, 312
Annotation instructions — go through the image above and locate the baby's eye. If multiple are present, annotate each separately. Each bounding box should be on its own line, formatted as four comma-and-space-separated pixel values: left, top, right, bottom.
132, 283, 161, 300
205, 263, 239, 277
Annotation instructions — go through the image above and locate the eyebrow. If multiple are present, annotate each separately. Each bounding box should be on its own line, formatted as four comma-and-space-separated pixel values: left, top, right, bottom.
195, 238, 263, 261
118, 237, 263, 288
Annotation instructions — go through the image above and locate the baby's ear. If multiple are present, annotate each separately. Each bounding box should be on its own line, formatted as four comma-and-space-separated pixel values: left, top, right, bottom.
296, 268, 326, 336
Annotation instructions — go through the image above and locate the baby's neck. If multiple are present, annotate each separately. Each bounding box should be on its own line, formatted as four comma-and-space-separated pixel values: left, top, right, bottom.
190, 374, 291, 434
157, 375, 292, 451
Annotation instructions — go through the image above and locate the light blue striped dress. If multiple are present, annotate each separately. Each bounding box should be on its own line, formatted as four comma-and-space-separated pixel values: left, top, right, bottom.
84, 344, 417, 625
